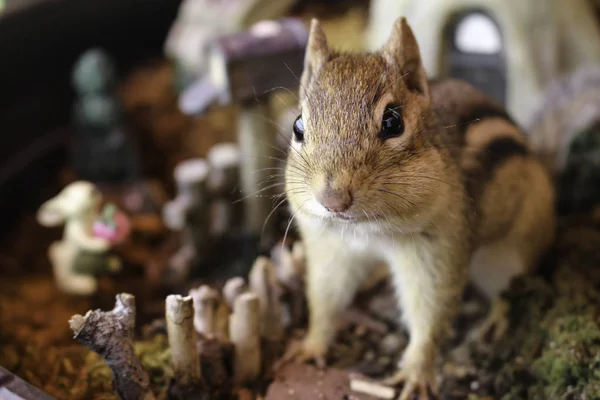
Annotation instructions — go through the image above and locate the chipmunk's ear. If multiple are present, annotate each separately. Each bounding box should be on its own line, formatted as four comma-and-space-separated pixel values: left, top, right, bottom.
300, 19, 330, 93
382, 17, 429, 99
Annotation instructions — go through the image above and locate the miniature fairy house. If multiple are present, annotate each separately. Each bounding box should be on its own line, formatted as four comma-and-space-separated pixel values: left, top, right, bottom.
164, 0, 295, 90
366, 0, 600, 124
179, 18, 309, 240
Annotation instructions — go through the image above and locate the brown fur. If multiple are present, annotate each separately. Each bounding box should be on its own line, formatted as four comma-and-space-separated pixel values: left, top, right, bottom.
284, 17, 555, 399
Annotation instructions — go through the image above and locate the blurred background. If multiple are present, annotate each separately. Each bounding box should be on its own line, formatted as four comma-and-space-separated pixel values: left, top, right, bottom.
1, 0, 600, 243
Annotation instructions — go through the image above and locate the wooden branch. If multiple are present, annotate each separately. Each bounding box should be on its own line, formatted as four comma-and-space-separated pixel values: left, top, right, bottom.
248, 256, 285, 341
69, 293, 154, 400
229, 292, 261, 384
165, 295, 204, 399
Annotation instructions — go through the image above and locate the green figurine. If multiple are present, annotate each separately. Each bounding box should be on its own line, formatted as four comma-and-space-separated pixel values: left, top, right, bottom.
71, 48, 138, 184
558, 121, 600, 214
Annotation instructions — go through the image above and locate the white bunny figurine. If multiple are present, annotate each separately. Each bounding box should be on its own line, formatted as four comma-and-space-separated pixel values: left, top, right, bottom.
36, 181, 121, 295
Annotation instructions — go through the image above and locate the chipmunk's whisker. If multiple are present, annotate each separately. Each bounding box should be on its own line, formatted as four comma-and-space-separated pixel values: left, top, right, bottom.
281, 198, 310, 250
261, 195, 290, 240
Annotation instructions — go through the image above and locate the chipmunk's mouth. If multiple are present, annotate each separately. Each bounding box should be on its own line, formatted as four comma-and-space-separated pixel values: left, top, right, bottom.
303, 196, 360, 222
331, 213, 357, 222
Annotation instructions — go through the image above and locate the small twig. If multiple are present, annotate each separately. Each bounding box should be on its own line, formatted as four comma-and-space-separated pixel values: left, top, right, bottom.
349, 379, 395, 399
69, 293, 155, 400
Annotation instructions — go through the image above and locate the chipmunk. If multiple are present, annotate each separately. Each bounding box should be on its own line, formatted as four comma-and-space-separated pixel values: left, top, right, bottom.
283, 17, 555, 399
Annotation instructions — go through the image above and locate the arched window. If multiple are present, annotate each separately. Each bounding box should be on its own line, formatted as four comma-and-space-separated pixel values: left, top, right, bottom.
444, 11, 506, 105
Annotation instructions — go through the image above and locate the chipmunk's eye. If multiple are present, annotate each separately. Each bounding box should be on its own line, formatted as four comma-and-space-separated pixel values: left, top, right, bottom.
293, 114, 305, 143
379, 104, 404, 140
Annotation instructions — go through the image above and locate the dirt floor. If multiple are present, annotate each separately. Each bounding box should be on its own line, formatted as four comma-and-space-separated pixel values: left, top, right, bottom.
3, 206, 600, 400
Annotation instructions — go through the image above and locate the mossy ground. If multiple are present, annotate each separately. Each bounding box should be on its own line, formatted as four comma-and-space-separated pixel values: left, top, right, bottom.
475, 214, 600, 400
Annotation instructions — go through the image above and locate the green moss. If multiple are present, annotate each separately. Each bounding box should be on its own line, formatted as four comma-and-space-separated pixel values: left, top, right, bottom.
74, 334, 172, 399
484, 222, 600, 400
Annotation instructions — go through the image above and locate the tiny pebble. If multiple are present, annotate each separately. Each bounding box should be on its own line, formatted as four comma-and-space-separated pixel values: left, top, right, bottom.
461, 301, 483, 316
470, 380, 480, 391
379, 334, 405, 355
377, 356, 391, 366
355, 325, 368, 337
515, 356, 524, 365
364, 351, 376, 361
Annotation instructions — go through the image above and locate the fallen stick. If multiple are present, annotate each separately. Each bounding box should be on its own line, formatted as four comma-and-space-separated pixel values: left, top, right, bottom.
166, 295, 204, 399
349, 379, 395, 399
69, 293, 155, 400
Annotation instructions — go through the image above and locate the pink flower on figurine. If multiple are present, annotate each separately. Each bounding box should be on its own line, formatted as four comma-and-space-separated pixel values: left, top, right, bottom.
93, 203, 131, 245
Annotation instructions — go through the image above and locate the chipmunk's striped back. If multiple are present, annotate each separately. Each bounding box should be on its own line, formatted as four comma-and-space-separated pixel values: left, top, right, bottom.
431, 78, 555, 294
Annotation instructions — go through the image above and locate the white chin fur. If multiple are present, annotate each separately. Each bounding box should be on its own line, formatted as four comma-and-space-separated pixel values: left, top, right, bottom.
303, 197, 333, 219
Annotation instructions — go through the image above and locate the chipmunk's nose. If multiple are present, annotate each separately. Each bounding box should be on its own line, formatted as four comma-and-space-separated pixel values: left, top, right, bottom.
315, 186, 353, 213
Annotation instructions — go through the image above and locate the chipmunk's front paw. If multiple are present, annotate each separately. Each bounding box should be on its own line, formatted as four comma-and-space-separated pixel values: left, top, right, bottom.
276, 336, 327, 370
382, 362, 438, 400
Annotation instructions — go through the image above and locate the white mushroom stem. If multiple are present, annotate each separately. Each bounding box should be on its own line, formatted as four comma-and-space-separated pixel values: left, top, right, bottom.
229, 293, 261, 385
215, 301, 230, 339
207, 142, 240, 197
165, 295, 203, 397
271, 243, 303, 291
237, 104, 278, 234
189, 285, 219, 336
270, 242, 306, 328
248, 256, 284, 341
222, 277, 247, 310
209, 199, 231, 237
